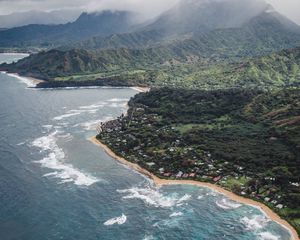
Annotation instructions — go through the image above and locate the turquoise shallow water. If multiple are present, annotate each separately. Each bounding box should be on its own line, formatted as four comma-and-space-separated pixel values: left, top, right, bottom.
0, 54, 292, 240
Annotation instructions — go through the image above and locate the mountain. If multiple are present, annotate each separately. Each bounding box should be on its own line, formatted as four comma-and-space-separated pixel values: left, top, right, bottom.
2, 0, 300, 89
70, 0, 300, 51
0, 10, 81, 28
2, 45, 300, 90
0, 11, 137, 48
144, 0, 268, 36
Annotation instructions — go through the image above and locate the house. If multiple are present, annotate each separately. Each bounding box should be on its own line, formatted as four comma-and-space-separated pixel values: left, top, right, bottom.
291, 182, 300, 187
146, 162, 155, 167
276, 204, 283, 209
189, 173, 196, 178
213, 176, 222, 182
176, 171, 183, 178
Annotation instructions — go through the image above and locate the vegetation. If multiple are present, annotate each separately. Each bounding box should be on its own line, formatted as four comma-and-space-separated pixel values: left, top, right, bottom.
97, 88, 300, 234
1, 1, 300, 87
2, 0, 300, 235
2, 46, 300, 90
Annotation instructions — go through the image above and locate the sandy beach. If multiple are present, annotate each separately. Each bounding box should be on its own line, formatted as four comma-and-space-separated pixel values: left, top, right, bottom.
90, 136, 299, 240
1, 71, 44, 87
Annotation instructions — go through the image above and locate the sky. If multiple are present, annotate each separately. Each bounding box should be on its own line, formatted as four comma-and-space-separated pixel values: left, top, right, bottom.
0, 0, 299, 25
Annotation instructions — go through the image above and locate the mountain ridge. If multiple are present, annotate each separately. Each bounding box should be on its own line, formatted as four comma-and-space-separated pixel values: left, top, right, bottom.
0, 10, 81, 28
1, 0, 300, 90
0, 10, 137, 48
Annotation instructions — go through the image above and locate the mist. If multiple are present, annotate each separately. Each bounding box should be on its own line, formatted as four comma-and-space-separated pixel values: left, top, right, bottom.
266, 0, 300, 25
0, 0, 299, 25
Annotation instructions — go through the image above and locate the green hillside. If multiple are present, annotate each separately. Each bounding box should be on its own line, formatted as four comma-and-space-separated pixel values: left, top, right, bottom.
2, 46, 299, 90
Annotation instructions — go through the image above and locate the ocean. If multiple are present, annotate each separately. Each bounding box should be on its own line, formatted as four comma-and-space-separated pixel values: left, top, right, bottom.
0, 54, 292, 240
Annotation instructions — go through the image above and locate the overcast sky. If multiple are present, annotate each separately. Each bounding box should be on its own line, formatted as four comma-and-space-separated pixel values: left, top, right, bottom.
0, 0, 299, 25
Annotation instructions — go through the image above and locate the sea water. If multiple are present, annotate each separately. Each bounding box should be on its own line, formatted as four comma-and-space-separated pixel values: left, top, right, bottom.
0, 54, 292, 240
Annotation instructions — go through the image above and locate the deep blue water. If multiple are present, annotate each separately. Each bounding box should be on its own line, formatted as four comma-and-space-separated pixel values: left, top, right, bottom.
0, 54, 292, 240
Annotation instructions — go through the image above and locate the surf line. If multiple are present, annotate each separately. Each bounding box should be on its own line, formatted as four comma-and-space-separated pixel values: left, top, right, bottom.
90, 136, 299, 240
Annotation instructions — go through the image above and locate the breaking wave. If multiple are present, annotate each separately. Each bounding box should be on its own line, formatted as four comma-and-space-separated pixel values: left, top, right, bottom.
77, 117, 114, 131
107, 98, 129, 102
53, 99, 127, 121
117, 186, 191, 208
32, 131, 98, 186
240, 215, 270, 231
104, 214, 127, 226
216, 198, 242, 210
258, 232, 280, 240
169, 212, 183, 217
6, 73, 37, 87
53, 109, 98, 121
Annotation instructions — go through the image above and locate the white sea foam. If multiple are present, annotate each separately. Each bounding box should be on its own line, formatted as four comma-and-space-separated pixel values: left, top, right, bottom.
197, 195, 204, 200
241, 215, 270, 231
6, 73, 36, 87
109, 102, 127, 108
80, 120, 101, 131
103, 214, 127, 226
79, 103, 105, 110
16, 141, 26, 146
42, 125, 53, 131
259, 232, 280, 240
107, 98, 129, 102
54, 99, 128, 122
216, 198, 242, 210
53, 108, 99, 121
43, 172, 59, 177
32, 131, 98, 186
143, 235, 155, 240
53, 112, 82, 120
170, 212, 183, 217
79, 117, 114, 131
57, 133, 73, 141
178, 194, 192, 203
206, 190, 219, 197
117, 186, 191, 208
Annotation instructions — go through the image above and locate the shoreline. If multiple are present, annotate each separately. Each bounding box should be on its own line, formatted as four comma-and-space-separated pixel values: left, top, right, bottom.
90, 136, 299, 240
1, 71, 150, 91
1, 71, 44, 87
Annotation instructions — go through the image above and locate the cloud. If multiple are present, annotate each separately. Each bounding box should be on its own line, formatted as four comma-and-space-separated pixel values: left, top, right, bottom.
0, 0, 299, 24
266, 0, 300, 25
86, 0, 179, 18
0, 0, 179, 19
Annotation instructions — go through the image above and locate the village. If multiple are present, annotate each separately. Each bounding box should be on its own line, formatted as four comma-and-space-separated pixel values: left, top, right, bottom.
97, 104, 294, 212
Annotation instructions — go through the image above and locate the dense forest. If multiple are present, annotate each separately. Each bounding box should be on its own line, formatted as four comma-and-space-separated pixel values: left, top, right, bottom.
97, 88, 300, 234
1, 46, 300, 90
